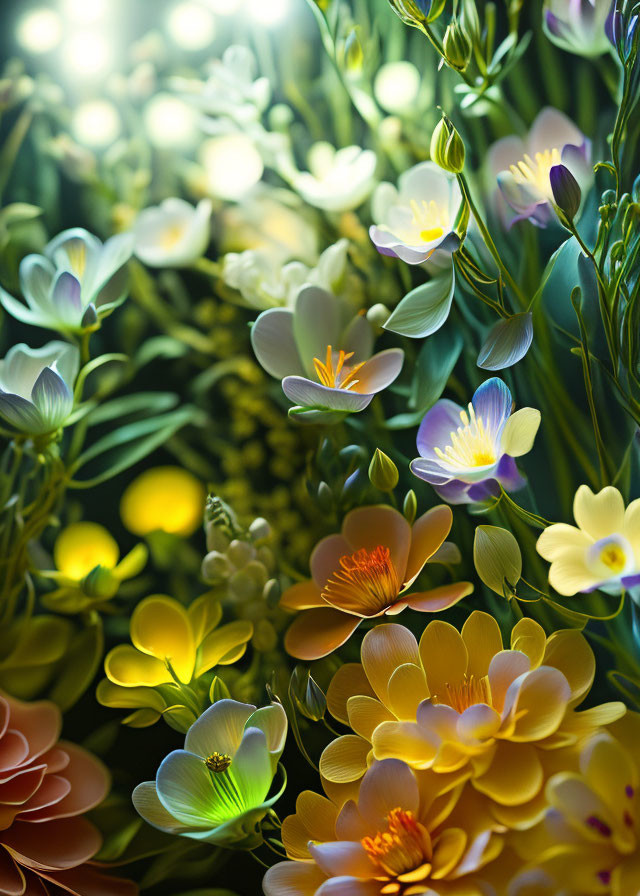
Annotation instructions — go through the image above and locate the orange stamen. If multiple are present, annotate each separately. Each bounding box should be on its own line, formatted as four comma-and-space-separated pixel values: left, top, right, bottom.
362, 808, 432, 880
322, 545, 399, 615
431, 674, 492, 713
313, 345, 366, 391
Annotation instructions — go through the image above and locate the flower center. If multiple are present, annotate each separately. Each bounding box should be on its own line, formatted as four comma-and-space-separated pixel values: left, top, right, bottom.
361, 808, 433, 884
509, 148, 562, 198
205, 751, 232, 773
432, 673, 492, 713
313, 346, 365, 391
409, 199, 447, 244
433, 403, 497, 471
322, 545, 400, 616
160, 223, 187, 250
599, 542, 627, 574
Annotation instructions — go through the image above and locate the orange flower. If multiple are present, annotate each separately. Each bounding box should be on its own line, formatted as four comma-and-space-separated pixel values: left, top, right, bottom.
280, 505, 473, 660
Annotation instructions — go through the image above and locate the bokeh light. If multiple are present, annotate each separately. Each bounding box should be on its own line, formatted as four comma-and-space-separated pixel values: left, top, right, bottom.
374, 61, 421, 114
62, 0, 110, 24
72, 100, 121, 148
246, 0, 289, 26
64, 31, 113, 78
167, 1, 217, 50
206, 0, 242, 14
201, 133, 264, 200
143, 93, 199, 149
17, 9, 63, 54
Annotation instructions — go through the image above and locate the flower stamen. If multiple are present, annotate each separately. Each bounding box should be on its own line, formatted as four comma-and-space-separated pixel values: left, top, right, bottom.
322, 545, 399, 615
432, 674, 492, 713
433, 403, 497, 471
313, 345, 365, 391
362, 808, 432, 881
205, 751, 232, 773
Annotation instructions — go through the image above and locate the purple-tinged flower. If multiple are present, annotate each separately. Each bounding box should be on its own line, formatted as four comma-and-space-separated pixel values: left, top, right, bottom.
607, 0, 640, 59
410, 378, 541, 504
370, 162, 462, 265
544, 0, 615, 57
489, 108, 592, 228
251, 286, 404, 423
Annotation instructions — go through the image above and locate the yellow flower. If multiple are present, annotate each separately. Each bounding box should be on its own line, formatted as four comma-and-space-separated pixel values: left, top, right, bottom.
120, 466, 206, 537
40, 522, 147, 613
263, 758, 504, 896
321, 611, 625, 827
97, 592, 253, 729
509, 713, 640, 896
537, 485, 640, 596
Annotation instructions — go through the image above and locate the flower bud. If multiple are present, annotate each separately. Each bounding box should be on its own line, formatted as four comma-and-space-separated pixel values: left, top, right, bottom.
430, 117, 465, 174
443, 20, 472, 71
388, 0, 446, 27
290, 666, 326, 721
343, 27, 364, 74
209, 676, 231, 703
403, 489, 418, 525
366, 303, 391, 330
550, 164, 582, 222
369, 448, 399, 491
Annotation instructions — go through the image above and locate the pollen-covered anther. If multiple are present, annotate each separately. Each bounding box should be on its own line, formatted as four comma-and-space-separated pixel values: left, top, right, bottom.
205, 751, 232, 773
322, 545, 400, 615
313, 345, 366, 391
361, 808, 433, 882
432, 673, 492, 713
509, 148, 562, 197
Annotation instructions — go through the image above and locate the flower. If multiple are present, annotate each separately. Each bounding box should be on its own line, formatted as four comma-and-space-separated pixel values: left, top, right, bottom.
251, 286, 404, 423
0, 228, 134, 333
97, 593, 253, 728
0, 691, 136, 896
132, 698, 287, 848
263, 758, 503, 896
39, 522, 147, 613
543, 0, 614, 57
321, 611, 625, 827
280, 504, 472, 660
410, 377, 540, 504
120, 466, 206, 537
490, 107, 592, 227
222, 239, 349, 310
0, 341, 79, 436
133, 198, 212, 268
291, 143, 377, 213
369, 161, 462, 264
508, 714, 640, 895
536, 485, 640, 596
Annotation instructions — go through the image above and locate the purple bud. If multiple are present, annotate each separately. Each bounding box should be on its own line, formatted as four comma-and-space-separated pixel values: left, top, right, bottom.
550, 164, 582, 220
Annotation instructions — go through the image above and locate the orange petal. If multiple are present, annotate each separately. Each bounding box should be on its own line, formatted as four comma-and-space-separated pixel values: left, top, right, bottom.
280, 580, 325, 610
404, 505, 453, 587
310, 534, 352, 589
403, 582, 473, 613
284, 608, 361, 660
342, 505, 411, 582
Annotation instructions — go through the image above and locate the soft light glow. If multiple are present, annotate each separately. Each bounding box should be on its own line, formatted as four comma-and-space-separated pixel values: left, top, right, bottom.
62, 0, 109, 23
64, 31, 112, 77
201, 134, 264, 200
206, 0, 242, 13
374, 62, 421, 114
167, 1, 216, 50
246, 0, 289, 25
120, 467, 206, 537
17, 9, 63, 53
143, 93, 199, 149
72, 100, 121, 148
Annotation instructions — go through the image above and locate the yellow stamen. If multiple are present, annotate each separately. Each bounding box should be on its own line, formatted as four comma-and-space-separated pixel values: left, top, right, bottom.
407, 198, 448, 245
159, 223, 186, 250
313, 345, 365, 391
322, 545, 399, 615
509, 148, 562, 198
205, 751, 232, 773
433, 403, 497, 471
432, 674, 492, 713
599, 543, 627, 574
362, 808, 432, 880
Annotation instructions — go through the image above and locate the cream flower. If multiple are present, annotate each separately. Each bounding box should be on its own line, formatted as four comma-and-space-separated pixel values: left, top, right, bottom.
537, 485, 640, 596
133, 198, 212, 268
291, 143, 377, 213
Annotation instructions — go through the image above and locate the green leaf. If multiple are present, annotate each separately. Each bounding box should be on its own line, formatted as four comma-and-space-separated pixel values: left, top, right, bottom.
473, 525, 522, 597
477, 312, 533, 370
49, 615, 103, 710
411, 325, 463, 410
384, 265, 455, 338
85, 391, 179, 427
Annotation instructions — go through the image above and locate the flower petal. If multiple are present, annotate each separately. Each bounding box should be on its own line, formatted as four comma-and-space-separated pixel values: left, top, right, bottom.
358, 758, 419, 826
355, 349, 404, 394
419, 621, 468, 698
130, 595, 195, 683
473, 740, 543, 806
402, 582, 472, 612
573, 485, 625, 540
282, 377, 373, 412
250, 308, 304, 379
361, 623, 420, 706
342, 506, 411, 583
103, 645, 169, 687
461, 612, 503, 679
284, 608, 361, 661
404, 505, 453, 586
184, 699, 255, 758
471, 377, 513, 435
263, 862, 327, 896
500, 407, 541, 457
320, 735, 370, 784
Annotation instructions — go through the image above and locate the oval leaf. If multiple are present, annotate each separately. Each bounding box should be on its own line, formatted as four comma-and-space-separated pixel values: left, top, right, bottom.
384, 265, 455, 339
473, 525, 522, 597
477, 312, 533, 370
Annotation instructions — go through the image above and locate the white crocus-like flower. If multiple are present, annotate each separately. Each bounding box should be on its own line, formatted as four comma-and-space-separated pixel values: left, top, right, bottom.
222, 239, 349, 310
0, 341, 79, 435
543, 0, 614, 57
133, 198, 212, 268
370, 161, 462, 264
0, 228, 134, 334
291, 142, 377, 213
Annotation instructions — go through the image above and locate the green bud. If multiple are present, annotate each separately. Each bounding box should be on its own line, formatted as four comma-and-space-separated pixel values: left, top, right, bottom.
317, 481, 334, 513
366, 303, 391, 330
443, 19, 472, 71
369, 448, 399, 491
209, 676, 232, 703
403, 489, 418, 524
388, 0, 446, 28
82, 566, 118, 600
343, 28, 364, 74
290, 666, 326, 721
430, 116, 465, 174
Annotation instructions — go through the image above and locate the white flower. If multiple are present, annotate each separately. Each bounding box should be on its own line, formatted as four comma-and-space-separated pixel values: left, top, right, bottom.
370, 161, 462, 264
291, 143, 377, 213
219, 190, 318, 264
222, 239, 349, 310
133, 198, 212, 268
543, 0, 613, 57
0, 341, 79, 435
0, 228, 134, 334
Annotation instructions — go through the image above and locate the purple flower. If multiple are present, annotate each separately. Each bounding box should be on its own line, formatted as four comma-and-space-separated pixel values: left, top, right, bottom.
544, 0, 615, 57
410, 378, 541, 504
251, 286, 404, 423
489, 108, 592, 228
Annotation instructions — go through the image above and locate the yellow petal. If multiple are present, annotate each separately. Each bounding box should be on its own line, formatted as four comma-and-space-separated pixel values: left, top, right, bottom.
419, 621, 468, 699
113, 543, 148, 581
347, 695, 394, 739
280, 813, 311, 860
319, 734, 370, 783
499, 407, 541, 457
120, 466, 205, 536
536, 523, 591, 562
573, 485, 625, 540
104, 644, 169, 687
623, 497, 640, 561
547, 548, 597, 596
96, 678, 166, 712
327, 663, 374, 724
387, 663, 430, 720
543, 629, 594, 705
54, 522, 119, 580
130, 595, 195, 683
371, 720, 437, 768
461, 611, 503, 679
295, 790, 338, 843
196, 620, 253, 675
505, 667, 571, 741
430, 827, 467, 879
187, 592, 223, 644
362, 623, 420, 706
510, 618, 546, 669
474, 741, 543, 806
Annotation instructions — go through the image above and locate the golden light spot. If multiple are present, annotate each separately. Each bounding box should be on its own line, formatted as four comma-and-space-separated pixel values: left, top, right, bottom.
54, 522, 119, 580
205, 751, 232, 773
434, 403, 497, 471
362, 808, 432, 881
322, 545, 400, 615
66, 241, 87, 278
313, 346, 365, 391
599, 542, 627, 575
432, 673, 492, 714
120, 466, 206, 537
509, 148, 562, 198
